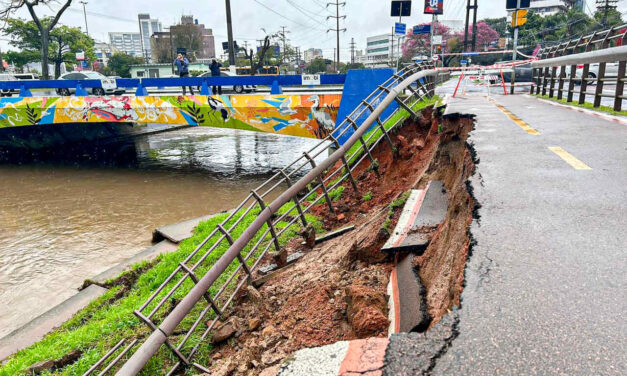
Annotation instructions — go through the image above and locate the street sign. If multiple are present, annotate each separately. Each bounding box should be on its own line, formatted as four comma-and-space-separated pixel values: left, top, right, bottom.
432, 55, 439, 61
413, 24, 431, 34
424, 0, 443, 15
75, 52, 85, 61
391, 1, 412, 17
432, 35, 443, 45
460, 59, 468, 65
395, 22, 407, 35
302, 74, 321, 86
506, 0, 530, 10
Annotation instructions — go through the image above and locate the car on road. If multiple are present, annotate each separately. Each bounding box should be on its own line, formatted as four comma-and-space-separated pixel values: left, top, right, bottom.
0, 73, 19, 97
574, 62, 619, 84
55, 71, 125, 96
14, 73, 39, 80
196, 71, 255, 93
500, 63, 533, 83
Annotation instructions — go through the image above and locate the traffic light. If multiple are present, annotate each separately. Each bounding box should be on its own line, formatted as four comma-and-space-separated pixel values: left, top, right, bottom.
511, 9, 528, 28
436, 45, 442, 53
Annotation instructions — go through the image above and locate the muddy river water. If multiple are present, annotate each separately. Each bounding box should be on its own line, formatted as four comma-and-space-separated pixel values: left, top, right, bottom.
0, 126, 322, 338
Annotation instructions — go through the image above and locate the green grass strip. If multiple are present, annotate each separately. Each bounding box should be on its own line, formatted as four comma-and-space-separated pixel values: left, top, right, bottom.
533, 93, 627, 117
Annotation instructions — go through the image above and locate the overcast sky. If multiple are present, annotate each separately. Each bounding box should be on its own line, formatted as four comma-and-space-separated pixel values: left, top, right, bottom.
1, 0, 625, 61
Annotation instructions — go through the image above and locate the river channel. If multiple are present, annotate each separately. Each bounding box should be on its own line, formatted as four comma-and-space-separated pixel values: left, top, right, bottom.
0, 126, 322, 338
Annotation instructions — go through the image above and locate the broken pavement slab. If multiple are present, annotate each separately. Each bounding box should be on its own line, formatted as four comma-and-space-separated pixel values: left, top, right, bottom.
381, 181, 448, 254
152, 211, 229, 244
388, 254, 430, 334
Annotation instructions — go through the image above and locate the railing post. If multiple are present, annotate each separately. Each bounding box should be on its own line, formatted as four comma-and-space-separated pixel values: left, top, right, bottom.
548, 66, 557, 98
250, 190, 281, 252
578, 32, 598, 105
541, 67, 550, 96
18, 84, 32, 97
594, 28, 613, 108
303, 151, 335, 213
567, 64, 577, 103
329, 135, 359, 192
614, 61, 625, 112
557, 65, 566, 100
279, 170, 308, 227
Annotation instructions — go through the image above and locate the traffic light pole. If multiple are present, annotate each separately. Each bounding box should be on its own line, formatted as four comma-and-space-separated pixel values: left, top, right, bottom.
511, 0, 521, 94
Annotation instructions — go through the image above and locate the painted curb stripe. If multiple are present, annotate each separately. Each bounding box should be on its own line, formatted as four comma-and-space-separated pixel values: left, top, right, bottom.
338, 338, 389, 376
549, 147, 592, 170
527, 95, 627, 126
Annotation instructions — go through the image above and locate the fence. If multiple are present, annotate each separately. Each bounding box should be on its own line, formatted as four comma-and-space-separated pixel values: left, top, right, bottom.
80, 61, 441, 376
531, 25, 627, 111
0, 74, 347, 97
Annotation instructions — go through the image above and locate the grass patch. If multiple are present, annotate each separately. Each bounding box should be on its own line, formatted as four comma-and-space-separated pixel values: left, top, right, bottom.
383, 191, 411, 234
0, 206, 321, 376
534, 93, 627, 117
362, 191, 373, 202
328, 186, 345, 201
345, 95, 439, 166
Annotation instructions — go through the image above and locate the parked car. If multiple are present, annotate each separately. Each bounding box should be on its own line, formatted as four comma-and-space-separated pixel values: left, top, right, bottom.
0, 73, 19, 97
500, 63, 533, 83
55, 71, 124, 96
196, 71, 255, 93
574, 62, 619, 84
13, 73, 38, 80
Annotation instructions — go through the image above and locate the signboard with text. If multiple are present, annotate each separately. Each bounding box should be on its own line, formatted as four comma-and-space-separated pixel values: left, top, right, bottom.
302, 74, 321, 86
424, 0, 443, 15
413, 24, 431, 34
395, 22, 407, 35
432, 35, 443, 45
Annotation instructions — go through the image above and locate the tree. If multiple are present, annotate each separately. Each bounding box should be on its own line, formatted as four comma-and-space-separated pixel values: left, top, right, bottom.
483, 17, 508, 38
4, 18, 94, 78
106, 53, 144, 78
170, 24, 203, 61
151, 35, 172, 64
402, 23, 454, 60
340, 62, 365, 73
4, 50, 39, 71
454, 22, 500, 51
0, 0, 73, 79
243, 35, 274, 75
306, 58, 327, 74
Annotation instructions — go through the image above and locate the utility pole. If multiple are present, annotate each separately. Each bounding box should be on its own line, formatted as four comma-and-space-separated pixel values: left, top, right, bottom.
596, 0, 618, 28
296, 47, 301, 73
471, 0, 478, 52
279, 26, 290, 64
225, 0, 236, 65
350, 37, 355, 64
79, 1, 89, 36
511, 0, 521, 94
327, 1, 346, 73
390, 27, 395, 67
463, 0, 478, 52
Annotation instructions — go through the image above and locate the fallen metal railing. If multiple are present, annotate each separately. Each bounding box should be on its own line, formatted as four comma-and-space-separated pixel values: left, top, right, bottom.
531, 25, 627, 111
83, 61, 442, 376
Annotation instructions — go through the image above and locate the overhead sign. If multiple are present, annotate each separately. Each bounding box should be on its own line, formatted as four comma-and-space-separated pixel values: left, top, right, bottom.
413, 24, 431, 34
432, 35, 443, 45
75, 52, 85, 61
506, 0, 530, 10
391, 1, 412, 17
395, 22, 407, 35
302, 74, 321, 86
460, 59, 468, 65
424, 0, 443, 15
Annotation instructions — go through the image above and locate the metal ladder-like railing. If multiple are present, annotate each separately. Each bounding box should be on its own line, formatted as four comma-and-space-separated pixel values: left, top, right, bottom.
83, 61, 443, 376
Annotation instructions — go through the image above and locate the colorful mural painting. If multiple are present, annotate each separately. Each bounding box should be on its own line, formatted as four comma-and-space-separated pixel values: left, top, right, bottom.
0, 94, 342, 140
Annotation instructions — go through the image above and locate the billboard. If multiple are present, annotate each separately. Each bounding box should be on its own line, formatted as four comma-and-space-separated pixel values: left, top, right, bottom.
424, 0, 443, 15
391, 1, 412, 17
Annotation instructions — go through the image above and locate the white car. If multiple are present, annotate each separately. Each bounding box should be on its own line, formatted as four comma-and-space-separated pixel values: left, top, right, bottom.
56, 71, 125, 96
197, 71, 255, 93
0, 73, 19, 97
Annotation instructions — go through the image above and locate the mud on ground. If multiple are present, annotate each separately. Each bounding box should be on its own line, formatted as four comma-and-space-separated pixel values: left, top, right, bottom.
200, 106, 476, 376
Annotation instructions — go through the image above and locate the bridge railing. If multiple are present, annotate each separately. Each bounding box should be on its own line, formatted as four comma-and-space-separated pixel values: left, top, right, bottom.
531, 25, 627, 111
0, 74, 347, 97
82, 62, 441, 376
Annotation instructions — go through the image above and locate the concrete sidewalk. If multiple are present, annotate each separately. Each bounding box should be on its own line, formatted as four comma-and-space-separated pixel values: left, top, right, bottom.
430, 93, 627, 375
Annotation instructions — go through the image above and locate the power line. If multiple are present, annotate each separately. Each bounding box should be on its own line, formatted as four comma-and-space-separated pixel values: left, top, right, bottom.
254, 0, 325, 32
327, 0, 346, 71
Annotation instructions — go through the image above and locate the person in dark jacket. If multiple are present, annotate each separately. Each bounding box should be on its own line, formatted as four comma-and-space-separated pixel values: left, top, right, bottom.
210, 59, 223, 95
174, 53, 194, 95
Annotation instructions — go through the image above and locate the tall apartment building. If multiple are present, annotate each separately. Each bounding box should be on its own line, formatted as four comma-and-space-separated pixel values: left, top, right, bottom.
109, 32, 143, 58
303, 48, 323, 63
365, 34, 400, 67
138, 14, 163, 62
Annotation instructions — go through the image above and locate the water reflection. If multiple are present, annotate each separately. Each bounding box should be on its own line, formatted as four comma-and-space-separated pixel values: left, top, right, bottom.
0, 126, 325, 338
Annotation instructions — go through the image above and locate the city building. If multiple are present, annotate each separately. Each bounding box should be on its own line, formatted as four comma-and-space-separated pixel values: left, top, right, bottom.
109, 32, 143, 58
94, 42, 118, 67
303, 48, 323, 63
521, 0, 583, 16
167, 16, 216, 59
364, 33, 401, 68
355, 50, 368, 65
138, 14, 163, 62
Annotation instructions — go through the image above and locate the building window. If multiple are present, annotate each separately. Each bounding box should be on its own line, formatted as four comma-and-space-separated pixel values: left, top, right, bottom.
137, 71, 145, 77
367, 39, 388, 47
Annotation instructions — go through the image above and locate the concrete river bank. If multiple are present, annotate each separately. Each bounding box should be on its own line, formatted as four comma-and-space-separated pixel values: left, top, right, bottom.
0, 126, 322, 338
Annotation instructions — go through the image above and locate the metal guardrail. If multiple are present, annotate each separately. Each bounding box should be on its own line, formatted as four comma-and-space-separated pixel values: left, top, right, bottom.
0, 74, 347, 97
80, 62, 441, 376
531, 25, 627, 111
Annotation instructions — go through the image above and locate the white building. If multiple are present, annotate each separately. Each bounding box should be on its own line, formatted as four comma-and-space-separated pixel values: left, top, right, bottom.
304, 48, 323, 63
94, 42, 118, 66
138, 13, 162, 62
365, 34, 401, 68
109, 32, 143, 58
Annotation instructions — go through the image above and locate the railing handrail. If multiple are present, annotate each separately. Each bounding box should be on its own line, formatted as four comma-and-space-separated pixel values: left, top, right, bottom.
0, 74, 347, 91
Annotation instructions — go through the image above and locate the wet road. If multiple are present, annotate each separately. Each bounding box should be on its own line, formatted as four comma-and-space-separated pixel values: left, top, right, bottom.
0, 126, 323, 338
431, 94, 627, 374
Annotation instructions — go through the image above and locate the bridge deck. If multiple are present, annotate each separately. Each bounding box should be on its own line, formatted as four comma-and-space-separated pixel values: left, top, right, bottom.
428, 94, 626, 374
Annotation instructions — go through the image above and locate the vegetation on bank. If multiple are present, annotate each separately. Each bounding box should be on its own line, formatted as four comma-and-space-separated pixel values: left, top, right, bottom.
533, 93, 627, 117
0, 208, 322, 376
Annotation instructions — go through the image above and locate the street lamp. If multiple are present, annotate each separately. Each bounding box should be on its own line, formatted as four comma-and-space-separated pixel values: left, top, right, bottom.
79, 1, 89, 36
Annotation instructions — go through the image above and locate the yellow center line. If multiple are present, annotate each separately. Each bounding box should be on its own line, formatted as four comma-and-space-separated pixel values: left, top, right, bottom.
488, 98, 541, 135
549, 147, 592, 170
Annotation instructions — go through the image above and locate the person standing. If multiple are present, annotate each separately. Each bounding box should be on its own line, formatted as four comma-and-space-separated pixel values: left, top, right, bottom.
174, 53, 194, 95
210, 59, 223, 95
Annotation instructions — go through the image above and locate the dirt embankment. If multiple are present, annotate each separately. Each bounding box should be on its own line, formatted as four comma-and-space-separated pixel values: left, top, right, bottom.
201, 107, 475, 376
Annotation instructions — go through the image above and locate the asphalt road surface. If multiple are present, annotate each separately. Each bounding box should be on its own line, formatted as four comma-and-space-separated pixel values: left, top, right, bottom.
432, 93, 626, 374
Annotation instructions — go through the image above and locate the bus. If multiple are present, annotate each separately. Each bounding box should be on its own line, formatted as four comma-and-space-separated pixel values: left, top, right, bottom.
235, 66, 280, 76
